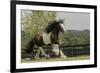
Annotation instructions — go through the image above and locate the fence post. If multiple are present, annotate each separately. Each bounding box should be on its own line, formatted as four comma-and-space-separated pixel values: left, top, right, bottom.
71, 46, 74, 57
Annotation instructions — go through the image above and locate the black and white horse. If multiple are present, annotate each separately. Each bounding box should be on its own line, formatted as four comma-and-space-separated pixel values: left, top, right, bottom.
25, 19, 66, 59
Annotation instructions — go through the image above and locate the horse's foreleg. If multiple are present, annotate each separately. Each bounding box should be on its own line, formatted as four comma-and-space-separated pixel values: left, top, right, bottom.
59, 49, 66, 58
52, 44, 66, 58
52, 44, 60, 56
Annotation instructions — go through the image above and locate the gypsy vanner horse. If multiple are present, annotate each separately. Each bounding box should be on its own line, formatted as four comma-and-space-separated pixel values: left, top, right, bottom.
25, 19, 66, 59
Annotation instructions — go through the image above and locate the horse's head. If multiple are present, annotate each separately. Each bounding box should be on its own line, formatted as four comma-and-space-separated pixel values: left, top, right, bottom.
45, 19, 65, 33
58, 19, 65, 33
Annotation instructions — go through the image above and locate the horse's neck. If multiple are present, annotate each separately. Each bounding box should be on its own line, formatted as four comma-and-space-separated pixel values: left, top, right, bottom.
52, 30, 60, 36
51, 30, 60, 44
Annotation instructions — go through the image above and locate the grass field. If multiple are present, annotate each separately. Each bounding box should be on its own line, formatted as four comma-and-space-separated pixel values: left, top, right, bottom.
21, 55, 90, 63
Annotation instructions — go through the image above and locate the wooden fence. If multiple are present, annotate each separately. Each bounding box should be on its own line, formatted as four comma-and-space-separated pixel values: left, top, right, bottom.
60, 44, 90, 57
22, 44, 90, 58
42, 44, 90, 57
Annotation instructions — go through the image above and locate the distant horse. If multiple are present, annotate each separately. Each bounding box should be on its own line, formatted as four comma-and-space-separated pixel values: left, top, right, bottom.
25, 19, 66, 59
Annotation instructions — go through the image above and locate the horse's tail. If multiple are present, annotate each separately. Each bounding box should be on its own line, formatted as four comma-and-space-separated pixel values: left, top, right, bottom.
25, 38, 35, 54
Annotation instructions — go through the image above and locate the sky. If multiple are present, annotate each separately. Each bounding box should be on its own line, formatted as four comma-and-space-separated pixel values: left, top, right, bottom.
56, 12, 90, 30
21, 10, 90, 31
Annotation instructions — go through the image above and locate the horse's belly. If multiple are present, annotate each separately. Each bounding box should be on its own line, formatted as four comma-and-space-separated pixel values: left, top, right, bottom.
43, 33, 51, 45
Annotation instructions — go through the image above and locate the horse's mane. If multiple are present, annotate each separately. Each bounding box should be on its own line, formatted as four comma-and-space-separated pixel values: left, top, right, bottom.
45, 20, 58, 33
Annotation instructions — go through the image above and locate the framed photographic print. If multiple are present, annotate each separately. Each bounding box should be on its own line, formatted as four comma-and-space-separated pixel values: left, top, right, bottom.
10, 0, 97, 73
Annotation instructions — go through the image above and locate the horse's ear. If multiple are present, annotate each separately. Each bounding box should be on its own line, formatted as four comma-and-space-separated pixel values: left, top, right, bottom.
59, 19, 63, 23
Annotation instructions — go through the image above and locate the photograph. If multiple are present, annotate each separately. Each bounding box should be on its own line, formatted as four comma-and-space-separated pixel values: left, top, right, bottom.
21, 10, 90, 63
11, 1, 97, 72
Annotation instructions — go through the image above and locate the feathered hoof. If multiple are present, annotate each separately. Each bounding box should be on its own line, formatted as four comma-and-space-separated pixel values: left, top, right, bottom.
60, 55, 67, 59
24, 58, 31, 61
45, 54, 50, 59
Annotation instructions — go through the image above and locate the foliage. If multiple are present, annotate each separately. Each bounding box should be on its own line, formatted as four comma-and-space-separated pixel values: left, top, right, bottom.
60, 30, 90, 46
21, 10, 56, 48
21, 10, 90, 49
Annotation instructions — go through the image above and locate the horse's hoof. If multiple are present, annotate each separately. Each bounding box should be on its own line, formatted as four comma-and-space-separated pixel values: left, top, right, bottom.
46, 55, 50, 59
34, 56, 40, 59
24, 58, 31, 61
61, 55, 67, 59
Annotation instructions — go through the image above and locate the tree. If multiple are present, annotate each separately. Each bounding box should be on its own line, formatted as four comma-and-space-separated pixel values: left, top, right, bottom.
21, 10, 56, 49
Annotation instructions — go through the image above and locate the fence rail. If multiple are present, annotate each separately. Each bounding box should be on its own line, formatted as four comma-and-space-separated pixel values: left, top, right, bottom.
22, 44, 90, 58
42, 44, 90, 48
43, 44, 90, 57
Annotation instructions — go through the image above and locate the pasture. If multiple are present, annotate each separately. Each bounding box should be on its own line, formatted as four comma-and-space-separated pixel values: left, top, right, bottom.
21, 44, 90, 63
21, 55, 90, 63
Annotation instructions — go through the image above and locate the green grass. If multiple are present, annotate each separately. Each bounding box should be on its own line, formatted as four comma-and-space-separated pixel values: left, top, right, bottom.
21, 55, 90, 63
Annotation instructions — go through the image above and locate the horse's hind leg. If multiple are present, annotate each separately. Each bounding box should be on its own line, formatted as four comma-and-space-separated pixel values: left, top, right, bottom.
40, 47, 50, 58
34, 48, 41, 59
35, 47, 50, 59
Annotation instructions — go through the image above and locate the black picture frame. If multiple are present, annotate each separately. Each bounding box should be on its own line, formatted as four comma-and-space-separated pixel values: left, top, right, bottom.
10, 0, 97, 73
